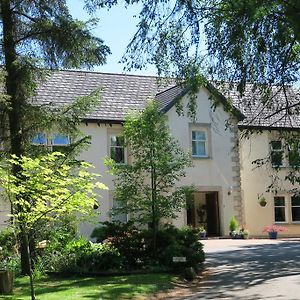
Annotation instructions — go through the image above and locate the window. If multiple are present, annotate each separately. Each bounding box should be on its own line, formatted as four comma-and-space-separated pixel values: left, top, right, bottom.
270, 141, 283, 167
288, 143, 300, 167
32, 133, 47, 145
110, 135, 125, 163
32, 133, 70, 151
111, 199, 127, 223
291, 195, 300, 222
51, 134, 70, 152
274, 196, 286, 222
192, 130, 208, 157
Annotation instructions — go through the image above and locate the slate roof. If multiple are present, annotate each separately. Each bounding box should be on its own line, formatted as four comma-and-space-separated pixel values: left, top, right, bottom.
33, 70, 300, 129
218, 83, 300, 129
34, 70, 174, 122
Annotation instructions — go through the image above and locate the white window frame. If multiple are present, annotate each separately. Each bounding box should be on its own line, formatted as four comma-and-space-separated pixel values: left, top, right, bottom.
110, 197, 128, 223
274, 196, 287, 223
270, 140, 284, 167
32, 133, 70, 150
109, 133, 126, 164
291, 195, 300, 223
191, 128, 209, 158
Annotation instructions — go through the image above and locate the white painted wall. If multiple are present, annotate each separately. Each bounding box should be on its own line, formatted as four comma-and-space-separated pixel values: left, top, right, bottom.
240, 131, 300, 236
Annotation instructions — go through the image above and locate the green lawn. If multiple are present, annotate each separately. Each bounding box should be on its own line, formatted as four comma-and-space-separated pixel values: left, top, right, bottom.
0, 273, 176, 300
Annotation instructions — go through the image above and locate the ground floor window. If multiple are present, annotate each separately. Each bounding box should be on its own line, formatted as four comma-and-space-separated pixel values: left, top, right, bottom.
111, 199, 127, 223
273, 195, 300, 223
274, 196, 286, 222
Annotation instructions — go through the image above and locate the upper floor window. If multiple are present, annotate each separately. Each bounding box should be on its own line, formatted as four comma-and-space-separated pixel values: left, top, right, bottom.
270, 141, 283, 167
109, 135, 125, 164
32, 133, 47, 145
192, 130, 208, 158
274, 196, 286, 222
288, 143, 300, 167
32, 133, 70, 151
51, 134, 70, 152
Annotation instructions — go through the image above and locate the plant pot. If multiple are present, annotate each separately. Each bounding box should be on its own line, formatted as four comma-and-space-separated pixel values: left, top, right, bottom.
268, 232, 278, 239
200, 232, 206, 239
0, 270, 13, 294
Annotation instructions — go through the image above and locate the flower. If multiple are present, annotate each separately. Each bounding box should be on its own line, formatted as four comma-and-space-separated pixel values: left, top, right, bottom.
262, 225, 287, 233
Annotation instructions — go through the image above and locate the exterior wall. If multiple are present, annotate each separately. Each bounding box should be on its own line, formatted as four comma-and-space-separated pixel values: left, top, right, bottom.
240, 130, 300, 236
0, 196, 10, 229
165, 89, 242, 235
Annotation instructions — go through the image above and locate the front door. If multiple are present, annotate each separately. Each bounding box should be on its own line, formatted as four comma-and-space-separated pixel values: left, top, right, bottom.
187, 191, 220, 236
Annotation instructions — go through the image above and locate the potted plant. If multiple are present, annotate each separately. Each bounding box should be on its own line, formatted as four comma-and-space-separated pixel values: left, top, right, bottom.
258, 196, 267, 207
262, 224, 287, 239
229, 216, 239, 237
199, 226, 207, 239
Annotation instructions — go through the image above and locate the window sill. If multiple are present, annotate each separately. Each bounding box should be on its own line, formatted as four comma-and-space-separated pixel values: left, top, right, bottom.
192, 155, 211, 160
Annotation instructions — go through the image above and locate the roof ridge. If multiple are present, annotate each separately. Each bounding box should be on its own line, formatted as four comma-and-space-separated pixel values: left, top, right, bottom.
56, 69, 160, 79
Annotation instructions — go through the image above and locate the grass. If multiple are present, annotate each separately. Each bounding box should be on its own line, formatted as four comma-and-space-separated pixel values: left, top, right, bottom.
0, 273, 176, 300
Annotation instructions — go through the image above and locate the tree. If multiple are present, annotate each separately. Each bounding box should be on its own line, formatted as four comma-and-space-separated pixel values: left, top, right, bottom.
88, 0, 299, 112
0, 152, 107, 300
105, 101, 194, 256
0, 0, 110, 274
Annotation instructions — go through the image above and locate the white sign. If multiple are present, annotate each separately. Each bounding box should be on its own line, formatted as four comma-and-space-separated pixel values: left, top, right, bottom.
172, 256, 187, 262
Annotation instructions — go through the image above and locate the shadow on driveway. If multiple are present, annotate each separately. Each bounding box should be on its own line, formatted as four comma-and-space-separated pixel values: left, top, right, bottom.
187, 239, 300, 299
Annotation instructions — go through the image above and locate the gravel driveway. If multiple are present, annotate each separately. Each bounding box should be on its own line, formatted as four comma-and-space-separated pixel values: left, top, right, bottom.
184, 238, 300, 300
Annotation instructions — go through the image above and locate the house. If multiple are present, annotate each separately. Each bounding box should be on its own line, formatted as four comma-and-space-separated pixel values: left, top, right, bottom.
0, 70, 299, 237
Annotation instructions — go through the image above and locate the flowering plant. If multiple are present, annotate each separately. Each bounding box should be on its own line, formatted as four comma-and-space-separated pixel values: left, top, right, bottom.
262, 225, 287, 233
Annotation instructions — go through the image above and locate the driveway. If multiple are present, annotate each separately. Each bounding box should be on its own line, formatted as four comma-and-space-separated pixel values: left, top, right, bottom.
185, 238, 300, 300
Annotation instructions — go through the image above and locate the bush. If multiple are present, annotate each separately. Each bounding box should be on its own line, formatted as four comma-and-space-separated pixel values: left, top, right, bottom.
44, 236, 122, 273
91, 222, 205, 271
92, 221, 145, 268
154, 225, 205, 269
0, 227, 21, 273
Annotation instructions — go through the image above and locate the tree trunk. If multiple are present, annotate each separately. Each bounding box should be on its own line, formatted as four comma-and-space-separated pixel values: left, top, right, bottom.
0, 270, 13, 294
1, 0, 30, 276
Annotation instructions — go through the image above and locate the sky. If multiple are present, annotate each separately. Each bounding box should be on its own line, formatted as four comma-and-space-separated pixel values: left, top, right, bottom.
67, 0, 157, 76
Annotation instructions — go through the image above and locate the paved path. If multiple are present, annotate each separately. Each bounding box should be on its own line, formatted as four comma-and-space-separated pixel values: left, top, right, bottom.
185, 238, 300, 300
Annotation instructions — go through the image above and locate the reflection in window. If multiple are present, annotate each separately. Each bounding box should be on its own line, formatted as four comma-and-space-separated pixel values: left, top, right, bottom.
274, 196, 286, 222
110, 135, 125, 163
192, 130, 208, 157
270, 141, 283, 167
32, 133, 47, 145
291, 195, 300, 222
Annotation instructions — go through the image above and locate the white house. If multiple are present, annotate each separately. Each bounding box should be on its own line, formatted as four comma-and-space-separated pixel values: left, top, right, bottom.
1, 70, 300, 238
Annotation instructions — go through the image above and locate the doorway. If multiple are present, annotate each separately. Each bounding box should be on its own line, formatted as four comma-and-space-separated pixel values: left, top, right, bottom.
187, 191, 220, 236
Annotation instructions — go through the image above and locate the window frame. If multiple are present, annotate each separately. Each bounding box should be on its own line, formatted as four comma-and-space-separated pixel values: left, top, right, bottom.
190, 124, 211, 159
108, 133, 126, 164
291, 195, 300, 223
270, 140, 284, 167
274, 196, 287, 223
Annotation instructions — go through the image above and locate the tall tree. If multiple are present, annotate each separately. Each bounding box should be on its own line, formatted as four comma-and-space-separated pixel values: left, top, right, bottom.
88, 0, 300, 111
0, 152, 107, 300
105, 101, 194, 256
0, 0, 110, 274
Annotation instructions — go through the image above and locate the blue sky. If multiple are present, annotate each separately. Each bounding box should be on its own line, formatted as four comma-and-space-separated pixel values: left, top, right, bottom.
67, 0, 157, 76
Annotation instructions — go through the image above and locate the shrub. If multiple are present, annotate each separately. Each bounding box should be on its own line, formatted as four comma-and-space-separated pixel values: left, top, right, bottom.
44, 237, 122, 273
229, 216, 239, 232
92, 221, 145, 268
92, 222, 205, 271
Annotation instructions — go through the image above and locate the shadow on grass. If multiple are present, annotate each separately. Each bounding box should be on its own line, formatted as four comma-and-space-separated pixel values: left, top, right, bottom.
0, 273, 174, 300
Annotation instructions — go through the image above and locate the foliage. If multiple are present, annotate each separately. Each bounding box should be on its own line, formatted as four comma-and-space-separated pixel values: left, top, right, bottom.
90, 0, 299, 87
44, 236, 122, 273
0, 227, 21, 273
0, 152, 107, 232
262, 225, 287, 233
91, 222, 205, 270
105, 101, 193, 254
229, 216, 239, 232
92, 221, 145, 268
